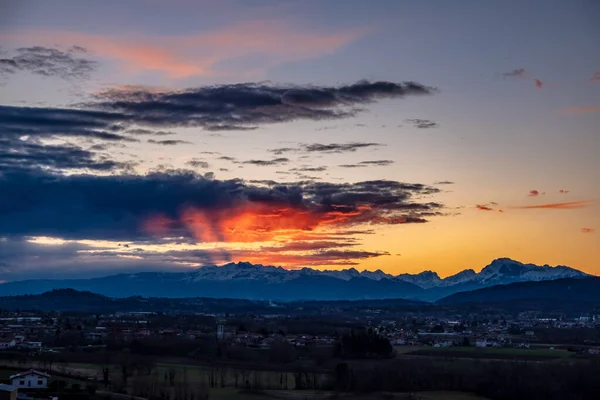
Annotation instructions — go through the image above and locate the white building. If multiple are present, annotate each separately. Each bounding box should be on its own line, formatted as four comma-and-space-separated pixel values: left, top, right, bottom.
9, 370, 50, 389
0, 339, 16, 349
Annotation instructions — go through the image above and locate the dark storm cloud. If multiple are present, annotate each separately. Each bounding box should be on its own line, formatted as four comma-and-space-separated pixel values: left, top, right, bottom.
0, 105, 135, 142
0, 46, 98, 80
405, 119, 438, 129
0, 169, 444, 241
147, 139, 192, 145
242, 157, 290, 166
0, 138, 133, 173
88, 80, 435, 130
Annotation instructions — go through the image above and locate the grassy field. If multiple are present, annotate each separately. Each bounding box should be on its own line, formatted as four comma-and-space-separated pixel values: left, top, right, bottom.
393, 345, 425, 354
207, 388, 490, 400
406, 346, 575, 360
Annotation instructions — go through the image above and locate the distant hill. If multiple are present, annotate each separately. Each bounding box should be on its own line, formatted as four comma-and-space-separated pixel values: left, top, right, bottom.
0, 258, 588, 301
437, 277, 600, 305
0, 289, 426, 313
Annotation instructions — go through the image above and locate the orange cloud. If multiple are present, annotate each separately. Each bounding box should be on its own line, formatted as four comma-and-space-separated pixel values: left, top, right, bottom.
581, 228, 595, 233
534, 79, 544, 88
2, 22, 362, 79
562, 105, 600, 114
590, 72, 600, 82
476, 204, 493, 211
559, 189, 569, 194
529, 190, 540, 197
514, 201, 593, 210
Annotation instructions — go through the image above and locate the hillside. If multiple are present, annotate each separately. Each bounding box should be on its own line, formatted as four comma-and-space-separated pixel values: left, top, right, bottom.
437, 277, 600, 305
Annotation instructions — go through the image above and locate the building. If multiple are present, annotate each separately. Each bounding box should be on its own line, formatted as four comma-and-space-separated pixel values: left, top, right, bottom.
0, 339, 16, 349
9, 370, 50, 389
0, 384, 17, 400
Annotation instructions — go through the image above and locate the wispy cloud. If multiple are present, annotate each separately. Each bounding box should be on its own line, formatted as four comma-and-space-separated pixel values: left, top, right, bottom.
534, 79, 544, 89
590, 72, 600, 82
501, 68, 527, 78
242, 158, 289, 166
2, 21, 364, 79
405, 119, 438, 129
476, 204, 494, 211
581, 228, 595, 233
186, 159, 210, 168
0, 46, 97, 80
271, 142, 384, 155
514, 201, 593, 210
339, 160, 394, 168
528, 189, 540, 197
147, 139, 192, 145
561, 105, 600, 114
559, 189, 569, 194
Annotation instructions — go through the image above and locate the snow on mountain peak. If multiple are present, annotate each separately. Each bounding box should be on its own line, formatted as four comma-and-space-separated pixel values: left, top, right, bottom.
186, 258, 587, 289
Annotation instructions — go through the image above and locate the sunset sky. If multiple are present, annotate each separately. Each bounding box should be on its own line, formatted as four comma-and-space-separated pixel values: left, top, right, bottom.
0, 0, 599, 281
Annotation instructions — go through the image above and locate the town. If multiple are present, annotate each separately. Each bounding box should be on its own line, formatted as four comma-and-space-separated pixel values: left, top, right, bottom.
0, 293, 599, 400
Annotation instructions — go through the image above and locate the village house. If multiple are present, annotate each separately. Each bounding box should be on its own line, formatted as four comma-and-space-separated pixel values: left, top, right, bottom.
0, 338, 16, 349
10, 370, 50, 389
0, 384, 17, 400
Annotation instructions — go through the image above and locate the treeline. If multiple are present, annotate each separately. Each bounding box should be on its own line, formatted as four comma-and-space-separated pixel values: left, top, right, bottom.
332, 358, 600, 400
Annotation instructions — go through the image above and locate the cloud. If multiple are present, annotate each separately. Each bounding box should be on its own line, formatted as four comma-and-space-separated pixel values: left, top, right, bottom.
590, 72, 600, 82
242, 158, 290, 166
476, 204, 494, 211
357, 160, 394, 166
88, 81, 435, 131
0, 105, 136, 143
204, 125, 258, 132
435, 181, 454, 185
127, 128, 177, 136
0, 169, 444, 243
529, 190, 540, 197
559, 189, 569, 194
3, 21, 363, 79
405, 119, 439, 129
0, 46, 97, 80
561, 105, 600, 114
339, 160, 394, 168
339, 164, 366, 168
186, 159, 210, 168
502, 68, 526, 78
271, 142, 384, 154
0, 138, 133, 173
290, 166, 328, 172
147, 139, 192, 145
218, 156, 237, 162
514, 201, 593, 210
0, 80, 432, 154
534, 79, 544, 88
581, 228, 595, 233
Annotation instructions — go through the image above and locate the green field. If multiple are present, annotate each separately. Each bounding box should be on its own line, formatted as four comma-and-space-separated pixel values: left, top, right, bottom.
405, 346, 574, 360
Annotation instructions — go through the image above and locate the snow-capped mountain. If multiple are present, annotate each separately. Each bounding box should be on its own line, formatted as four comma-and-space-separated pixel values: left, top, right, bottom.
0, 258, 589, 301
395, 271, 443, 289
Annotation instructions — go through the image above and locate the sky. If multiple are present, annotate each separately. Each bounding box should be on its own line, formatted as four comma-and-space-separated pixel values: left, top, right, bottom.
0, 0, 599, 282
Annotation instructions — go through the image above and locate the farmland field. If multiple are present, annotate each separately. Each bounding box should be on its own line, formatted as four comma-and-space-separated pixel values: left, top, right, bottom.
405, 346, 575, 360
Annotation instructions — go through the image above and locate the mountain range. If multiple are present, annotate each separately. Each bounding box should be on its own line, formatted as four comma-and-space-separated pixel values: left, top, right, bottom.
0, 258, 589, 301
